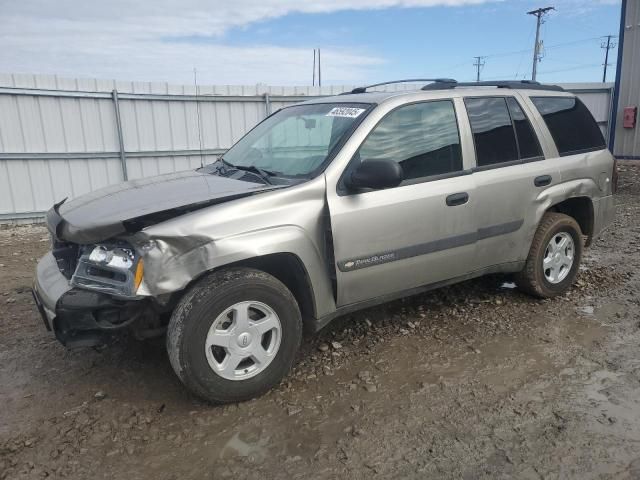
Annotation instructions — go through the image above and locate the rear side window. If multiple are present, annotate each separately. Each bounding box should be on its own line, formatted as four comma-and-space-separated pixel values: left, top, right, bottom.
530, 97, 605, 156
464, 97, 518, 167
357, 100, 463, 181
506, 97, 543, 160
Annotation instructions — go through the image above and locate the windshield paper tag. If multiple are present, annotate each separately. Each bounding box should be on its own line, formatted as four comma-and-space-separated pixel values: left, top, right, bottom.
326, 107, 365, 118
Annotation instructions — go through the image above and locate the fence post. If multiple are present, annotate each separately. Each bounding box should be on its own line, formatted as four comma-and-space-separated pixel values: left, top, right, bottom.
111, 89, 128, 181
264, 93, 271, 117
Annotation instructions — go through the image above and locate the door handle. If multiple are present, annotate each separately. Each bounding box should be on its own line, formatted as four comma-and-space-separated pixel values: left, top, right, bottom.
534, 175, 552, 187
446, 192, 469, 206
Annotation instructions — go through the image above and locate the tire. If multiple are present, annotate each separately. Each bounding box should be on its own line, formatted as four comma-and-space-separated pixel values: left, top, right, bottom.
167, 267, 302, 404
515, 212, 583, 298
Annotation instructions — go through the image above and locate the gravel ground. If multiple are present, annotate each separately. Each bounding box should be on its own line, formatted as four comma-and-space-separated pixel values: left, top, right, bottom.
1, 162, 640, 479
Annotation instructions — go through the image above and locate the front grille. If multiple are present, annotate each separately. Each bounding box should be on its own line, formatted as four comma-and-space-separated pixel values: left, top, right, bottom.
51, 236, 79, 279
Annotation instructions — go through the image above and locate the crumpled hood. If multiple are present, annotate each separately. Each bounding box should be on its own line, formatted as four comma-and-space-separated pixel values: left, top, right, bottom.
47, 170, 282, 244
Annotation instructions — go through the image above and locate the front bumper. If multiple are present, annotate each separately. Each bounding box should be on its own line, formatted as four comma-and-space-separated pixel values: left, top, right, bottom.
33, 252, 72, 330
33, 252, 148, 347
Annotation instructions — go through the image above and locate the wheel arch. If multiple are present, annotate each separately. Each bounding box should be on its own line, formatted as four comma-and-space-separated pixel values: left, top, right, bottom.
519, 185, 598, 264
222, 253, 317, 328
163, 251, 321, 332
546, 196, 595, 246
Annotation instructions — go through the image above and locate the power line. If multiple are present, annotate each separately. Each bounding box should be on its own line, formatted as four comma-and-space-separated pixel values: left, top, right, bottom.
545, 36, 602, 50
484, 47, 531, 59
472, 36, 602, 62
443, 59, 475, 72
479, 61, 603, 81
527, 6, 555, 81
601, 34, 617, 83
444, 33, 616, 83
536, 63, 602, 75
513, 24, 536, 80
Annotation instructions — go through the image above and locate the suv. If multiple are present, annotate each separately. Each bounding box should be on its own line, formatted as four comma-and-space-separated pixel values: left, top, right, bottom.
33, 79, 616, 403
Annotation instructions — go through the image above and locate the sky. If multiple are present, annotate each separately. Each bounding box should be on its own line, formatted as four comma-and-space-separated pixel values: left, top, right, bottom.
0, 0, 623, 87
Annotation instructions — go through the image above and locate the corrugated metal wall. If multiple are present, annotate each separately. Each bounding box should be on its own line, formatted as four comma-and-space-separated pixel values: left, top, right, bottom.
613, 0, 640, 159
0, 74, 614, 221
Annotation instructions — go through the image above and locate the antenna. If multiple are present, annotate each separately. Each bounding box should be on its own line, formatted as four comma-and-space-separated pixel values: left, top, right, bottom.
193, 68, 205, 168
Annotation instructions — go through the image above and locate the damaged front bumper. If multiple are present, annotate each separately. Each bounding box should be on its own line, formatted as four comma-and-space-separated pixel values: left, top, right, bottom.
33, 252, 149, 348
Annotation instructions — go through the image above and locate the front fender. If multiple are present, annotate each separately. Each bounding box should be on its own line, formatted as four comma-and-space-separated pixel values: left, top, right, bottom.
136, 225, 336, 318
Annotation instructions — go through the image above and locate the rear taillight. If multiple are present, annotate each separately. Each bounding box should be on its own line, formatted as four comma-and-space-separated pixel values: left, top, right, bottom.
612, 158, 619, 194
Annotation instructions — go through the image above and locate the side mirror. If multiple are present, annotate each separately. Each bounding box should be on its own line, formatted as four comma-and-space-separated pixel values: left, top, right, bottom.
346, 159, 403, 191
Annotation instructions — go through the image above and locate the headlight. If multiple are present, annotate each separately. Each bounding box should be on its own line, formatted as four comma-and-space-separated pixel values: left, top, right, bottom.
71, 243, 144, 297
88, 246, 134, 269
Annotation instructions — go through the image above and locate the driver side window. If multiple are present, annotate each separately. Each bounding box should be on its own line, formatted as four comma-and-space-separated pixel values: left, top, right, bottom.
357, 100, 463, 182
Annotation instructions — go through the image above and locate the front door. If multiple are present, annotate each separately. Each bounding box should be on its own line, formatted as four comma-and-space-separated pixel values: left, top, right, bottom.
327, 99, 477, 307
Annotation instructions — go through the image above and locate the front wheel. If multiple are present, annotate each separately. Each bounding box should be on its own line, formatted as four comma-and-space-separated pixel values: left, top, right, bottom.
515, 212, 583, 298
167, 268, 302, 404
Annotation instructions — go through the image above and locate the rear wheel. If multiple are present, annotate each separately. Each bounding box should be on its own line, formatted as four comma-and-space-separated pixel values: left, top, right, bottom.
167, 268, 302, 404
515, 212, 583, 298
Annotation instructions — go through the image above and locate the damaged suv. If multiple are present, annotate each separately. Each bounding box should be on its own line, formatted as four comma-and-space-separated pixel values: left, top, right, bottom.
33, 79, 616, 403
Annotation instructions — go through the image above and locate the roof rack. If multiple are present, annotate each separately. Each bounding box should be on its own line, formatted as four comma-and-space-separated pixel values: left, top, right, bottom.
421, 80, 564, 92
345, 78, 457, 94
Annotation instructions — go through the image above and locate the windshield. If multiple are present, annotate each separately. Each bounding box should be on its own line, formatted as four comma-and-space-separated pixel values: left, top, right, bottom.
221, 103, 371, 177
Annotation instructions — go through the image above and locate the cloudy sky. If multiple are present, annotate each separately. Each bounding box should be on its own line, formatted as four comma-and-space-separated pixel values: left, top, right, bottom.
0, 0, 622, 86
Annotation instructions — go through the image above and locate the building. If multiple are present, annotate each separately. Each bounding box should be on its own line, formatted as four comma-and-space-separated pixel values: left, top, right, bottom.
612, 0, 640, 159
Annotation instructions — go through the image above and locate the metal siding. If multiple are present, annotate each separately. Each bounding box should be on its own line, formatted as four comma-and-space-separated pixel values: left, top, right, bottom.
0, 161, 15, 214
614, 0, 640, 157
0, 95, 26, 151
0, 74, 616, 220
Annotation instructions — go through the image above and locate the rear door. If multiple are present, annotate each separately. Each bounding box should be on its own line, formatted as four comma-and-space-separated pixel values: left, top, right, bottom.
464, 95, 560, 270
326, 99, 478, 307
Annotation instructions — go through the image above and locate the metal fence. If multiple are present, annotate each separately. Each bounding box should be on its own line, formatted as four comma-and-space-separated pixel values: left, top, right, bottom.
0, 74, 614, 222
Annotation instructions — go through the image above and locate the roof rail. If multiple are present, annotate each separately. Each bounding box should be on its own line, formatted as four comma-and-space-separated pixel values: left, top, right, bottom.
421, 80, 564, 92
346, 78, 457, 94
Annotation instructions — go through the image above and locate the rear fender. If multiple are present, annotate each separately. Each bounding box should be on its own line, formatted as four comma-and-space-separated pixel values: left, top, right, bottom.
519, 178, 599, 259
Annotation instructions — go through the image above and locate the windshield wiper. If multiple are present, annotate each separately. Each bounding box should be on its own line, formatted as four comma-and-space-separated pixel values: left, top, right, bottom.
219, 158, 275, 185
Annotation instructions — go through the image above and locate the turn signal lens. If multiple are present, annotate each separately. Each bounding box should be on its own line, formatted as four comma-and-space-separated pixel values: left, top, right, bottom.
134, 259, 144, 291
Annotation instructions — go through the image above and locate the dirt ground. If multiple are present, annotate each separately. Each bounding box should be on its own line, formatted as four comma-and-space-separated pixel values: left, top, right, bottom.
1, 163, 640, 480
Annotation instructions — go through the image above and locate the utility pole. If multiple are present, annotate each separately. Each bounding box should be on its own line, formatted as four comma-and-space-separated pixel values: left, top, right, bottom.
473, 56, 486, 82
318, 48, 322, 87
527, 6, 555, 81
601, 35, 617, 83
312, 49, 316, 86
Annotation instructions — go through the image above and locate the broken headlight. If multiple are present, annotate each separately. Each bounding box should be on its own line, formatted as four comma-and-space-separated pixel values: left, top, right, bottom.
71, 243, 144, 297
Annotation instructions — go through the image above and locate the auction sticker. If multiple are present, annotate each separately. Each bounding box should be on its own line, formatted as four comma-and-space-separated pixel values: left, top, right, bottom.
326, 107, 365, 118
